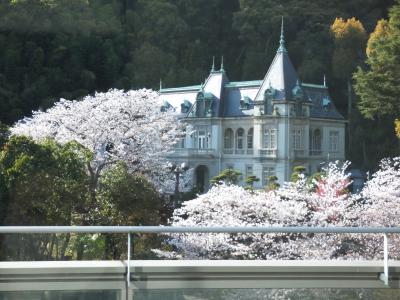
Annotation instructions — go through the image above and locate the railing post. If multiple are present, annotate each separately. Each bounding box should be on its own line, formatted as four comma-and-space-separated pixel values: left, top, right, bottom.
379, 233, 389, 286
127, 233, 131, 287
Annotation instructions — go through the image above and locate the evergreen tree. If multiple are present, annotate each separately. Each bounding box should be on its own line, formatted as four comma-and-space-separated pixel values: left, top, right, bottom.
354, 1, 400, 119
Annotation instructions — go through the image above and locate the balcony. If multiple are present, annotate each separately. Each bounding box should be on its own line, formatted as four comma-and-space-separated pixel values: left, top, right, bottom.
310, 149, 322, 156
0, 226, 399, 299
223, 149, 253, 155
259, 149, 277, 158
234, 149, 245, 155
167, 148, 216, 158
293, 149, 306, 158
223, 149, 233, 154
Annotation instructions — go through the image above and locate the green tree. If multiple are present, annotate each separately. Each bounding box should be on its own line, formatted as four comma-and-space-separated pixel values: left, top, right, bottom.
354, 2, 400, 119
210, 169, 242, 185
331, 17, 367, 156
245, 175, 260, 190
265, 175, 280, 191
97, 162, 162, 259
0, 123, 9, 149
0, 136, 90, 260
291, 165, 307, 182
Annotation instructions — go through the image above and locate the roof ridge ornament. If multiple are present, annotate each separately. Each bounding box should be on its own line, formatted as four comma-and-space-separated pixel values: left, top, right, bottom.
160, 79, 162, 90
220, 55, 225, 72
323, 74, 327, 87
277, 16, 287, 53
211, 56, 215, 72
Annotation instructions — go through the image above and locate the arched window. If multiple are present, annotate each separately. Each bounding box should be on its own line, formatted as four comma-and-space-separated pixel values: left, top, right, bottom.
224, 128, 234, 149
247, 128, 253, 149
310, 128, 322, 155
312, 129, 321, 150
236, 128, 244, 149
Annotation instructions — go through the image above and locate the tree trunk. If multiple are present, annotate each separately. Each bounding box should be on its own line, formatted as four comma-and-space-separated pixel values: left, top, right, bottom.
87, 163, 98, 207
60, 233, 70, 260
347, 79, 353, 156
47, 234, 56, 260
362, 138, 367, 166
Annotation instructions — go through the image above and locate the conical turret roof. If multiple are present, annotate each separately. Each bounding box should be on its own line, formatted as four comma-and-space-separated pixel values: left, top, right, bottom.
255, 18, 301, 101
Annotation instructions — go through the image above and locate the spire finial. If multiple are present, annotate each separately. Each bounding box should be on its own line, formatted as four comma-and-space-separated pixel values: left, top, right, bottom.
277, 16, 287, 53
211, 56, 215, 72
323, 74, 327, 87
220, 55, 224, 72
160, 79, 162, 90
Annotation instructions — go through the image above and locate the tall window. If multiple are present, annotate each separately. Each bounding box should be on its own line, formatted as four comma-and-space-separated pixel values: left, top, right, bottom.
245, 165, 253, 178
197, 130, 208, 149
262, 166, 275, 186
291, 129, 303, 150
236, 128, 244, 149
175, 128, 186, 148
247, 128, 253, 149
224, 128, 234, 149
311, 129, 321, 151
194, 126, 210, 149
329, 131, 339, 152
263, 127, 277, 149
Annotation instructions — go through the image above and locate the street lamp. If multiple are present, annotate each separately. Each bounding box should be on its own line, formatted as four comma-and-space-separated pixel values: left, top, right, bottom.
168, 162, 190, 196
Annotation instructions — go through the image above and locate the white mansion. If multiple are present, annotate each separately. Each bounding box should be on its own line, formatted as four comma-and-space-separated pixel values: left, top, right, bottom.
159, 27, 345, 192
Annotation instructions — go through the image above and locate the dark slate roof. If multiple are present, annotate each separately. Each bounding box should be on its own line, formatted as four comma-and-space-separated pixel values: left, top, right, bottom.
221, 88, 254, 117
259, 51, 299, 101
304, 86, 344, 120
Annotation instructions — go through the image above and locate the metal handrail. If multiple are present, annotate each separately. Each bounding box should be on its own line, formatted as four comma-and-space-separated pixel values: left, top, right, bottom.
0, 225, 396, 287
0, 225, 400, 234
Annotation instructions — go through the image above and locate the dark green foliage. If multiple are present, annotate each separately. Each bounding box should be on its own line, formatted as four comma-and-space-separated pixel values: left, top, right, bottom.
266, 175, 280, 191
97, 162, 162, 259
210, 169, 242, 185
355, 1, 400, 119
244, 175, 260, 190
291, 165, 307, 182
0, 136, 90, 260
0, 123, 9, 150
0, 0, 395, 169
0, 137, 162, 260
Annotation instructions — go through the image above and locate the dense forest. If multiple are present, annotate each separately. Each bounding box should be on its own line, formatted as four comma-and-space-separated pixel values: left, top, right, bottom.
0, 0, 397, 169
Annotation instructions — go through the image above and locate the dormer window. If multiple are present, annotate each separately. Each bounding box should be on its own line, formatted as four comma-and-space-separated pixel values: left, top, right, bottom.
181, 100, 191, 114
240, 96, 251, 110
322, 96, 332, 111
292, 80, 304, 101
161, 101, 172, 112
194, 91, 213, 117
264, 86, 275, 115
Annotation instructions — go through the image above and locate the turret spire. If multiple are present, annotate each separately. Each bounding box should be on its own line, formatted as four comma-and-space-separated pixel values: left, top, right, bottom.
160, 79, 163, 90
220, 55, 225, 72
277, 16, 287, 53
211, 56, 215, 72
323, 74, 327, 87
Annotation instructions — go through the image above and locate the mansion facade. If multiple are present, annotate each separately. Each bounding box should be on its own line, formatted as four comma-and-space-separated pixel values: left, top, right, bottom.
159, 27, 345, 192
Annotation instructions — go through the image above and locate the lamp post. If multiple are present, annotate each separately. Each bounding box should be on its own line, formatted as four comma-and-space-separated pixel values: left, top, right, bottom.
168, 162, 189, 206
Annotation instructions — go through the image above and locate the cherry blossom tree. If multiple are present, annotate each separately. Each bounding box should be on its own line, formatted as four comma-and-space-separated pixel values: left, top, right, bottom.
348, 157, 400, 259
156, 159, 400, 260
11, 89, 183, 201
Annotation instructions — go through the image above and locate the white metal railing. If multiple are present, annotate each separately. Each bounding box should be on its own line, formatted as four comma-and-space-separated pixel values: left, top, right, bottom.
223, 149, 233, 154
235, 149, 245, 154
259, 149, 277, 157
168, 148, 216, 155
0, 226, 398, 288
310, 149, 322, 156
